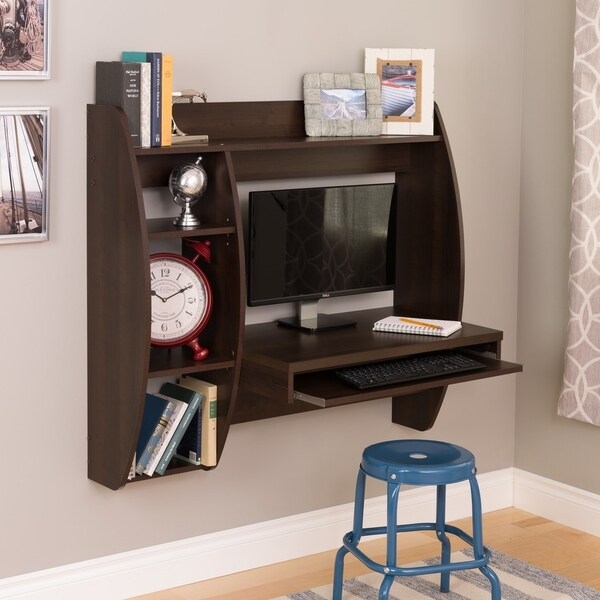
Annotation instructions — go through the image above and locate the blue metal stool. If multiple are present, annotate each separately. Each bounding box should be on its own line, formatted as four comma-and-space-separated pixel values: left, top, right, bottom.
333, 439, 500, 599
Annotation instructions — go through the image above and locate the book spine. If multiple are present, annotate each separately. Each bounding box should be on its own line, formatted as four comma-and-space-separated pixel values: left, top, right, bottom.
123, 64, 141, 146
147, 52, 162, 147
160, 54, 173, 147
144, 399, 186, 476
154, 393, 201, 475
175, 408, 202, 463
202, 392, 217, 467
138, 62, 151, 148
177, 377, 218, 465
95, 61, 141, 147
135, 400, 176, 474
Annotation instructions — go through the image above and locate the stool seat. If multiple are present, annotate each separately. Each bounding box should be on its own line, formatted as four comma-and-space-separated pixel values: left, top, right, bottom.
362, 439, 476, 485
333, 438, 501, 599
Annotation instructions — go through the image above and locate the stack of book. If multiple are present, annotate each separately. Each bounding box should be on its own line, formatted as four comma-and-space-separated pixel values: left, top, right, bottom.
129, 377, 217, 479
95, 51, 174, 149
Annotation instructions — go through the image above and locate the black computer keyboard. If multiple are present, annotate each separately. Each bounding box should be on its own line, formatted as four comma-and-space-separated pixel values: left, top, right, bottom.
335, 352, 486, 389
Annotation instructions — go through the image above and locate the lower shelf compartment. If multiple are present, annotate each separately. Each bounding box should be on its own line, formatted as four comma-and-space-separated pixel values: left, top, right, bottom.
126, 456, 215, 484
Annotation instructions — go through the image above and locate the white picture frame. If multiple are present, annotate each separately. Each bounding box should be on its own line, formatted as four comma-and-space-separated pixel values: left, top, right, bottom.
365, 48, 434, 135
0, 0, 50, 80
0, 107, 50, 243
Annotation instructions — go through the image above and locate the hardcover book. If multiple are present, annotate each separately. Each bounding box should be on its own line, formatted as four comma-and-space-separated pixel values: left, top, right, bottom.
153, 382, 202, 475
147, 51, 162, 147
161, 54, 174, 147
134, 393, 176, 475
177, 376, 217, 466
95, 61, 141, 147
143, 396, 187, 476
138, 62, 151, 148
121, 51, 162, 146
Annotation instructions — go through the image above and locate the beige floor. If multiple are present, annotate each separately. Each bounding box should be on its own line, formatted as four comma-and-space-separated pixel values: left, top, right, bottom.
131, 508, 600, 599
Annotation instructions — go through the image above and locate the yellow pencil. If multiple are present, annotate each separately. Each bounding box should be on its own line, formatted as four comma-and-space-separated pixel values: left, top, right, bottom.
399, 317, 443, 330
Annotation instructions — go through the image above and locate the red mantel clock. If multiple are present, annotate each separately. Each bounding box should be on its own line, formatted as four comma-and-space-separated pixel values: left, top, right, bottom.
149, 239, 213, 361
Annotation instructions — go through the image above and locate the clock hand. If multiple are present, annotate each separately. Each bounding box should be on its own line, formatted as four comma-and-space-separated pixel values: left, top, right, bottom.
162, 283, 193, 301
151, 289, 167, 302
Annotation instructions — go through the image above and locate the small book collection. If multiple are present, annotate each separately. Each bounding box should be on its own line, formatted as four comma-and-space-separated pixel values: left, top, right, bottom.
129, 376, 218, 479
95, 51, 174, 149
373, 316, 463, 337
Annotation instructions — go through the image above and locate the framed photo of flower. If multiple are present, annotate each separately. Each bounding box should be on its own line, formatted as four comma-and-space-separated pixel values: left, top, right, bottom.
365, 48, 434, 135
0, 107, 49, 243
0, 0, 49, 79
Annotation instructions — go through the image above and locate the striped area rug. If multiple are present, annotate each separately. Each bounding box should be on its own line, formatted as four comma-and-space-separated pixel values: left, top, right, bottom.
276, 549, 600, 599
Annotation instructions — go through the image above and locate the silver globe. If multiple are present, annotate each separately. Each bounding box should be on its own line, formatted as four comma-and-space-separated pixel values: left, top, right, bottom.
169, 156, 207, 227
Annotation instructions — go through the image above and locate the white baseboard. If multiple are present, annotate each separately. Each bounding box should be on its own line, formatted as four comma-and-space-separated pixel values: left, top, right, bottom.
1, 467, 597, 600
513, 468, 600, 537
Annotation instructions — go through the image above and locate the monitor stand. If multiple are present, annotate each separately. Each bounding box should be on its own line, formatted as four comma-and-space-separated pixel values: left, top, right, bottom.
277, 300, 357, 333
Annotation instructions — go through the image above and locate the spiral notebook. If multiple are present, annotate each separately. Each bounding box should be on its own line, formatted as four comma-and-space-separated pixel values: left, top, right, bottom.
373, 316, 462, 337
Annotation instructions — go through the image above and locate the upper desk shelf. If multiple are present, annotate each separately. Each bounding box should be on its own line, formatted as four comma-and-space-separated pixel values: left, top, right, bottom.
134, 101, 441, 186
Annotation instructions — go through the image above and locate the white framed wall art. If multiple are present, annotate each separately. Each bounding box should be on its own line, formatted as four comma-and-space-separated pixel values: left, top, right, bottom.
365, 48, 434, 135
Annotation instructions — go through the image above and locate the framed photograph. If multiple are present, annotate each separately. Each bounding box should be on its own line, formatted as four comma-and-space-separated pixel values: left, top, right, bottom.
0, 107, 49, 243
303, 73, 382, 137
0, 0, 50, 79
365, 48, 434, 135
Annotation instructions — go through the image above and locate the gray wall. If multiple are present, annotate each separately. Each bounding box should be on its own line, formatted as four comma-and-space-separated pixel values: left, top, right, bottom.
0, 0, 576, 581
516, 1, 600, 493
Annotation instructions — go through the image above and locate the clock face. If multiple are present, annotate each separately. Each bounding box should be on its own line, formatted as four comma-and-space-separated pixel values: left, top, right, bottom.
149, 254, 212, 346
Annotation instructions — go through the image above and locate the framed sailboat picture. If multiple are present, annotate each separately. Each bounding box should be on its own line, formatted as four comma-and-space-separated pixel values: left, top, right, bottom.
0, 107, 49, 243
0, 0, 50, 79
365, 48, 434, 135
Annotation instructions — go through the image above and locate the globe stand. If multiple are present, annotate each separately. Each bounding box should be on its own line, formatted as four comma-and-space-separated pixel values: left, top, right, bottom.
173, 196, 202, 227
169, 156, 207, 229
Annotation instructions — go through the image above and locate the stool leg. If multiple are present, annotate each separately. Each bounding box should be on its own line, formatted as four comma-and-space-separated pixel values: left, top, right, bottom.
378, 573, 395, 599
481, 564, 502, 600
379, 480, 400, 599
385, 480, 400, 570
469, 475, 501, 599
436, 484, 451, 592
468, 475, 484, 559
333, 467, 367, 599
352, 467, 367, 543
332, 546, 348, 600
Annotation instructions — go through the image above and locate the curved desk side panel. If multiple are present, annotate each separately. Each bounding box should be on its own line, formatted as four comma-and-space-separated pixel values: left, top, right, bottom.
87, 105, 151, 489
390, 104, 465, 430
393, 104, 464, 320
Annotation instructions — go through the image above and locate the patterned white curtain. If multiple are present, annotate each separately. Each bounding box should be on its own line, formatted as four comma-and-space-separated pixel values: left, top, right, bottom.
558, 0, 600, 425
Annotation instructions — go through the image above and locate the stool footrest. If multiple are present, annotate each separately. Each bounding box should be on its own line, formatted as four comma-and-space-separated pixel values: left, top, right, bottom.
354, 522, 482, 544
342, 526, 493, 578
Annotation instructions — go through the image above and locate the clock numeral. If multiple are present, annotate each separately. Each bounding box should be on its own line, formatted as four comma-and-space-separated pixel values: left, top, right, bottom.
161, 323, 168, 332
187, 296, 197, 304
150, 271, 156, 280
161, 268, 170, 278
175, 320, 182, 329
176, 273, 183, 281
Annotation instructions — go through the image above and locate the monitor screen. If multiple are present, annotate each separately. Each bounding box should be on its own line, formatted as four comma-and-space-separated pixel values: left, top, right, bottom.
247, 183, 396, 308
